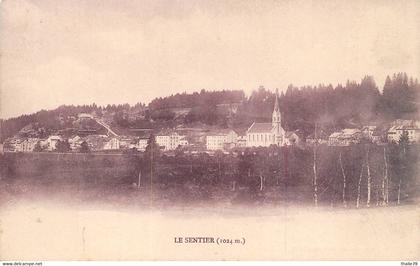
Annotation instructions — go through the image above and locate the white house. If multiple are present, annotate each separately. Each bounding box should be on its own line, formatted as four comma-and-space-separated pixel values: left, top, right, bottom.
206, 129, 238, 151
9, 138, 39, 152
284, 132, 301, 146
20, 138, 39, 152
237, 135, 247, 147
361, 126, 377, 140
78, 113, 94, 119
179, 136, 189, 147
45, 135, 62, 151
137, 137, 149, 151
328, 129, 362, 146
69, 136, 83, 151
156, 131, 188, 151
387, 120, 420, 143
103, 137, 120, 150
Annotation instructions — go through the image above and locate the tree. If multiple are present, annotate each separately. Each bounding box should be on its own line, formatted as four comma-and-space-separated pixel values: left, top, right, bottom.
144, 134, 160, 187
55, 139, 71, 152
313, 123, 319, 207
356, 162, 364, 208
79, 141, 90, 153
397, 131, 409, 204
33, 141, 44, 152
338, 149, 347, 207
381, 146, 389, 206
366, 145, 372, 207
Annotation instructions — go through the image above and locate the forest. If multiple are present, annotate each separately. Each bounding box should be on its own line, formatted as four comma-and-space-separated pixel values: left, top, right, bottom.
1, 73, 419, 142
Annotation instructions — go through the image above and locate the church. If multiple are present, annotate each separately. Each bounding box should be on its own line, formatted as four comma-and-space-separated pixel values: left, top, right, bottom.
246, 89, 299, 147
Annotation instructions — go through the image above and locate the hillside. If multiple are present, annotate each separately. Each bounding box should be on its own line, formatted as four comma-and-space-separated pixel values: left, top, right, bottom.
1, 73, 419, 142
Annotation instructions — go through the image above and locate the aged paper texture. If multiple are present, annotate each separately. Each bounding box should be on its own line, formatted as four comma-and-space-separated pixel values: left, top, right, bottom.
0, 0, 419, 261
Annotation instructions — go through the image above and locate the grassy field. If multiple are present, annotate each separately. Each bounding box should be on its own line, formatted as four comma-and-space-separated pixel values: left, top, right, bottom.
0, 151, 418, 260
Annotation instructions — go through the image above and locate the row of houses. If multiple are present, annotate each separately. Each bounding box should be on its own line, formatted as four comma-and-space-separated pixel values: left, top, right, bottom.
4, 136, 60, 152
3, 131, 189, 153
307, 120, 420, 147
3, 126, 300, 153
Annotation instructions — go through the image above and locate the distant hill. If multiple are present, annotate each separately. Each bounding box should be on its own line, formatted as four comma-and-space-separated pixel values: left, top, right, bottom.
1, 73, 419, 142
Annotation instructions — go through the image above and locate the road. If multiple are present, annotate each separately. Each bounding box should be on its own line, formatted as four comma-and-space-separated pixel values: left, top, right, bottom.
94, 118, 119, 137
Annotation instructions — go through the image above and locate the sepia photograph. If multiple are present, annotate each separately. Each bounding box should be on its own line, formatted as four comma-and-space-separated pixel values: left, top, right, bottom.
0, 0, 419, 262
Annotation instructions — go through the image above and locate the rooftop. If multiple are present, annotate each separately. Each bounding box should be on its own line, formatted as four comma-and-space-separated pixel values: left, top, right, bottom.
247, 122, 273, 133
207, 129, 238, 136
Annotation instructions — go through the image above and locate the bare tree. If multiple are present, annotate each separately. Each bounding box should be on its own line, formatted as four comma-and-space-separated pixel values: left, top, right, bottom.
137, 170, 141, 189
397, 132, 409, 205
218, 156, 221, 182
356, 163, 364, 208
381, 147, 389, 205
397, 178, 402, 205
313, 123, 318, 207
339, 150, 347, 207
259, 173, 264, 191
366, 146, 372, 207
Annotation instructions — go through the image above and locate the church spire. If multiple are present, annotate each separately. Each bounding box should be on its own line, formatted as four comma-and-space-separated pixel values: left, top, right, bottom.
272, 88, 283, 145
272, 89, 281, 126
273, 88, 280, 112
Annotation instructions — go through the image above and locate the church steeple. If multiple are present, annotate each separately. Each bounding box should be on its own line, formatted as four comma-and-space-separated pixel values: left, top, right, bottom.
272, 88, 281, 127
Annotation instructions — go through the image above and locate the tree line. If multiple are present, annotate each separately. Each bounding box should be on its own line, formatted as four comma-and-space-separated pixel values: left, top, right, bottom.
126, 134, 419, 205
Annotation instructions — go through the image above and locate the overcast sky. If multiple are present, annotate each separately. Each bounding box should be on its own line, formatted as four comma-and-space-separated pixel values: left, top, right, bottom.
1, 0, 419, 119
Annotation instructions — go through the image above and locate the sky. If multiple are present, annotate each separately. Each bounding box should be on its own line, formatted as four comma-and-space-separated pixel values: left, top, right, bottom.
1, 0, 419, 119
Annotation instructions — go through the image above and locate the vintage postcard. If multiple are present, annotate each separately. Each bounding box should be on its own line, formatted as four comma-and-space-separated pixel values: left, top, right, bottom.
0, 0, 419, 262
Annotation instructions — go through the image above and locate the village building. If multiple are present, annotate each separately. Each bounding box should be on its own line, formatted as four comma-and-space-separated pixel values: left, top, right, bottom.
179, 137, 188, 147
284, 132, 302, 146
236, 135, 247, 147
19, 138, 39, 152
3, 138, 18, 152
156, 131, 188, 151
137, 137, 149, 151
103, 137, 120, 150
68, 136, 84, 151
117, 136, 137, 150
371, 129, 386, 144
328, 129, 362, 146
83, 135, 108, 151
131, 132, 152, 151
246, 89, 299, 147
361, 125, 377, 140
78, 113, 94, 120
387, 120, 420, 143
206, 129, 238, 151
44, 135, 62, 151
306, 131, 329, 145
4, 137, 39, 152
